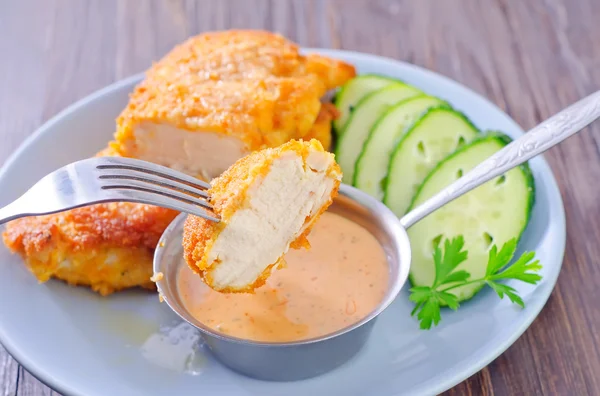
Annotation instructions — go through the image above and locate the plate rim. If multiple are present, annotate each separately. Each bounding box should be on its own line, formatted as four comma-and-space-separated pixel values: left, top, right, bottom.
0, 48, 566, 396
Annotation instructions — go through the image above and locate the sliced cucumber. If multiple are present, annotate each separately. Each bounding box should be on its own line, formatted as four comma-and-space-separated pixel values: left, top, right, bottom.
383, 107, 479, 216
353, 95, 448, 199
407, 133, 535, 301
333, 74, 397, 134
336, 83, 421, 184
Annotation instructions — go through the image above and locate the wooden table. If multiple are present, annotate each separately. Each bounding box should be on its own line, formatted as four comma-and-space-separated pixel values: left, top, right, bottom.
0, 0, 598, 394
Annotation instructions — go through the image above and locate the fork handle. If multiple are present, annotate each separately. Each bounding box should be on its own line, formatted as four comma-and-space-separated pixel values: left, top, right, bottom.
400, 89, 600, 229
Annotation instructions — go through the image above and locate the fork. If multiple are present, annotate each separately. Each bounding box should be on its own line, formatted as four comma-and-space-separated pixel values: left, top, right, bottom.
0, 156, 219, 225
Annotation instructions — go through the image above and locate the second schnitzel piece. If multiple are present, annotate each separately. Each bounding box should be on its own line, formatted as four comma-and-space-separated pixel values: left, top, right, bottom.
182, 140, 341, 293
112, 30, 355, 180
2, 147, 178, 296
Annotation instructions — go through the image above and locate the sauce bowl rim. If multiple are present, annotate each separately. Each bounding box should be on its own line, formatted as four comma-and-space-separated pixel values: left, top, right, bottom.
153, 183, 412, 347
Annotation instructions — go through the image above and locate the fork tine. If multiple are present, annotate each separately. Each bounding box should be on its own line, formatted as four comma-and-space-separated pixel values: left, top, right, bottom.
105, 187, 219, 222
96, 157, 211, 190
98, 170, 210, 199
101, 179, 213, 210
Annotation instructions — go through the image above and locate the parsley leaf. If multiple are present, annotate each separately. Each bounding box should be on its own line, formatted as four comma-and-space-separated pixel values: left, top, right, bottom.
433, 236, 468, 286
409, 236, 543, 330
486, 281, 525, 308
409, 287, 460, 329
440, 270, 471, 285
409, 236, 467, 329
485, 239, 517, 276
417, 299, 442, 330
490, 250, 542, 284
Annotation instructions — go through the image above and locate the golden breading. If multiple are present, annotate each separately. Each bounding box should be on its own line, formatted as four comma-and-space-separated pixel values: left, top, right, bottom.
112, 30, 355, 156
182, 139, 342, 293
114, 75, 324, 152
303, 103, 339, 151
145, 30, 355, 91
1, 148, 179, 296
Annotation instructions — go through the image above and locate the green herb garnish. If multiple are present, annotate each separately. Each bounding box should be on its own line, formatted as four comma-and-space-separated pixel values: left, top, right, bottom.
409, 236, 543, 330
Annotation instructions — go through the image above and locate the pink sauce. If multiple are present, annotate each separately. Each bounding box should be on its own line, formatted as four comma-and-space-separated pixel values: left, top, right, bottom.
177, 212, 389, 342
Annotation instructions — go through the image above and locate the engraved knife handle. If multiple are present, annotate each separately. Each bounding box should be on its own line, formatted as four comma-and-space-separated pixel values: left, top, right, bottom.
400, 90, 600, 229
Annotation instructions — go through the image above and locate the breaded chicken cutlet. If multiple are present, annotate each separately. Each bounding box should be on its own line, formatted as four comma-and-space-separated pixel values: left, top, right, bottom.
111, 30, 354, 180
183, 140, 341, 293
2, 30, 354, 296
2, 147, 178, 296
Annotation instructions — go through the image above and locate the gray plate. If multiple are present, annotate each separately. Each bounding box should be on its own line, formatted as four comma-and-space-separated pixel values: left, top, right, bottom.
0, 49, 565, 396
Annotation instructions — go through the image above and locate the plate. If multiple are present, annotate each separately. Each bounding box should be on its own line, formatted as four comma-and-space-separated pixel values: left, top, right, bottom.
0, 49, 566, 396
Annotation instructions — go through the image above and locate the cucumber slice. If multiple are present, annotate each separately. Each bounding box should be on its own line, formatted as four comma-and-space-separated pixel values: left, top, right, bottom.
336, 83, 421, 184
407, 133, 535, 301
383, 107, 479, 216
333, 74, 397, 134
353, 95, 448, 199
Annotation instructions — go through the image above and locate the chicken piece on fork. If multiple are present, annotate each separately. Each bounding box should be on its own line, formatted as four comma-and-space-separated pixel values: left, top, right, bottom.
183, 139, 341, 293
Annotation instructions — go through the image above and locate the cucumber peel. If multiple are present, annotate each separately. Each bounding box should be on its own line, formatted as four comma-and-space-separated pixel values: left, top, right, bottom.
333, 74, 398, 134
383, 107, 480, 216
353, 95, 448, 199
407, 132, 535, 302
336, 83, 422, 184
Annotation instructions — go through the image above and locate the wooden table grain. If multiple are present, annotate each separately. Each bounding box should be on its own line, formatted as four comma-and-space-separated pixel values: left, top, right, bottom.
1, 0, 599, 395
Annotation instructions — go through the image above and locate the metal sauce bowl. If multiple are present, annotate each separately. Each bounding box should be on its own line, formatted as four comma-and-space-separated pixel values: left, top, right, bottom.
153, 184, 411, 381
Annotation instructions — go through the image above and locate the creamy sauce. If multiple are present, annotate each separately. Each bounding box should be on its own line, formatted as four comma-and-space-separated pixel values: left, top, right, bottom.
177, 212, 389, 342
